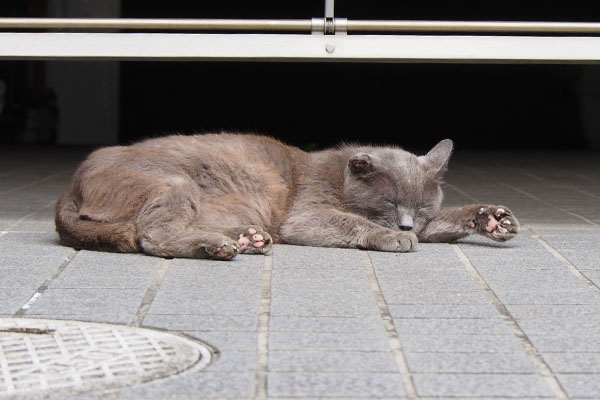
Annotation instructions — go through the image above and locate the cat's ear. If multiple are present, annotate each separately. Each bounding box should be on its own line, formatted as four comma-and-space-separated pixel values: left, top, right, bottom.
348, 153, 374, 176
423, 139, 453, 173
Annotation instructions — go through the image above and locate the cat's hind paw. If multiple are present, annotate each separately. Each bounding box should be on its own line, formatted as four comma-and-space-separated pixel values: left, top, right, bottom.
237, 226, 273, 255
476, 206, 520, 242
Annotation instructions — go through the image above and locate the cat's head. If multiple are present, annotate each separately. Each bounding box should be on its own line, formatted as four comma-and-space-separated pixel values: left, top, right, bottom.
343, 139, 453, 233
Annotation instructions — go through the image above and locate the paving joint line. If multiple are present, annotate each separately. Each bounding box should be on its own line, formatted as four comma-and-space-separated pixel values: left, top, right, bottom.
254, 254, 273, 400
129, 258, 171, 327
452, 244, 570, 400
361, 251, 419, 400
13, 249, 79, 317
574, 187, 600, 200
533, 235, 600, 296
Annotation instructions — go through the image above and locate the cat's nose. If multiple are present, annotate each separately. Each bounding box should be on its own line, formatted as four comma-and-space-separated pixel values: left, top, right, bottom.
399, 215, 413, 231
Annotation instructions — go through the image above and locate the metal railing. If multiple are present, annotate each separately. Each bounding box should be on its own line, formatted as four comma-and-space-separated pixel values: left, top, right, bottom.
1, 0, 600, 64
2, 17, 600, 35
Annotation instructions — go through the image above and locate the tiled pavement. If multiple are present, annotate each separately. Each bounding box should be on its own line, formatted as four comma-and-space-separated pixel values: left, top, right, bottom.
1, 146, 600, 399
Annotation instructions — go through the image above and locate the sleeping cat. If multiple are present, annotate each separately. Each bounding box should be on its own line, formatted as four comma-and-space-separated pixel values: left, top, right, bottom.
55, 134, 519, 260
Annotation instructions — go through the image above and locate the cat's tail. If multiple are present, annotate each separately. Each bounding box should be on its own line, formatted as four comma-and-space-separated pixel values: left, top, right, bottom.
55, 190, 139, 253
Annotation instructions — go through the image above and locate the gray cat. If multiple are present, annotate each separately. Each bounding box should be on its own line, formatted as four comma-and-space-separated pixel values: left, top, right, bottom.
55, 134, 519, 260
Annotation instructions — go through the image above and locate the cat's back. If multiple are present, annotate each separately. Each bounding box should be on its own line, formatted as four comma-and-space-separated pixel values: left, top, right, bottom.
81, 133, 305, 178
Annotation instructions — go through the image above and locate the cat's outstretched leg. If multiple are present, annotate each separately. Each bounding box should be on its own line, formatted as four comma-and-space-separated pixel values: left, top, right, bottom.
138, 228, 240, 260
418, 205, 519, 243
280, 209, 417, 252
138, 224, 273, 260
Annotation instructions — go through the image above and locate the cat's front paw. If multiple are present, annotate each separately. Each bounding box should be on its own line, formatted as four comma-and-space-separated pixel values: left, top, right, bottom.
370, 230, 418, 252
474, 206, 519, 242
203, 238, 239, 260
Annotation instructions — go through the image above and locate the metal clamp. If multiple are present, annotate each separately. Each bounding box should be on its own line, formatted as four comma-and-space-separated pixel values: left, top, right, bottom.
312, 0, 346, 35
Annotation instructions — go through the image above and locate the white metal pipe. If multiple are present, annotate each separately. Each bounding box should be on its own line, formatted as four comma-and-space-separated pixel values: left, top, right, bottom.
346, 20, 600, 34
2, 18, 600, 34
0, 18, 312, 32
2, 32, 600, 63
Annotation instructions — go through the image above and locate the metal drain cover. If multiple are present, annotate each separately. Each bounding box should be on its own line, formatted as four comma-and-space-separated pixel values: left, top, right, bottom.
0, 318, 212, 399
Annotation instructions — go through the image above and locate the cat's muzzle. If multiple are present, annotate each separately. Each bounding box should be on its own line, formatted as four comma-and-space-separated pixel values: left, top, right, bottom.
399, 215, 414, 231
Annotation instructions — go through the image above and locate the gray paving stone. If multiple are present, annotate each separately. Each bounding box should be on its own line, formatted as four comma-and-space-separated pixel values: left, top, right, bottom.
268, 372, 405, 398
474, 256, 570, 271
582, 270, 600, 286
543, 353, 600, 373
184, 331, 257, 351
543, 235, 600, 271
115, 371, 255, 399
5, 204, 57, 233
506, 304, 600, 320
458, 235, 546, 255
405, 352, 538, 373
269, 332, 391, 351
273, 276, 371, 292
517, 317, 600, 335
269, 316, 386, 334
400, 334, 524, 353
0, 233, 74, 289
373, 261, 465, 273
273, 245, 365, 269
49, 394, 107, 400
528, 334, 600, 352
486, 278, 586, 293
557, 374, 600, 398
389, 304, 501, 319
380, 278, 484, 293
385, 290, 492, 305
148, 290, 259, 315
269, 350, 397, 372
204, 351, 257, 372
477, 267, 581, 283
393, 318, 514, 335
26, 288, 147, 316
272, 267, 367, 287
413, 374, 555, 398
0, 288, 35, 314
375, 268, 473, 283
493, 288, 600, 305
49, 251, 163, 289
529, 224, 600, 236
270, 290, 379, 317
142, 314, 257, 331
23, 313, 134, 325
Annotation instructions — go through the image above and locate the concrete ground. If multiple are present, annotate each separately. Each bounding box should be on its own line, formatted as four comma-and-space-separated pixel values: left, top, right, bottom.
1, 146, 600, 399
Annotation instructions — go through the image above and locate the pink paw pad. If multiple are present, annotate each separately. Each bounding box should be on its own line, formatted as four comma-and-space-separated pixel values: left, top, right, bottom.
237, 227, 270, 252
252, 234, 265, 247
237, 234, 251, 250
486, 215, 499, 233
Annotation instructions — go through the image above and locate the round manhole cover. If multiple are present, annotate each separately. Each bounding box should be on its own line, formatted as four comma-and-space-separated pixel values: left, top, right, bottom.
0, 318, 212, 399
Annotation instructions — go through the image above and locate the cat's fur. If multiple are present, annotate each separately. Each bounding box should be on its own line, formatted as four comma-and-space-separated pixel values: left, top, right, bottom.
55, 134, 519, 260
